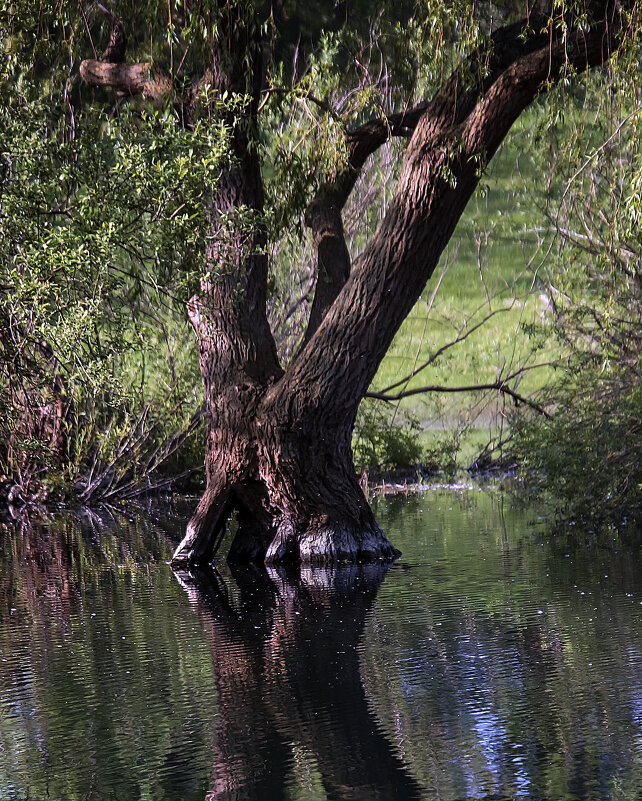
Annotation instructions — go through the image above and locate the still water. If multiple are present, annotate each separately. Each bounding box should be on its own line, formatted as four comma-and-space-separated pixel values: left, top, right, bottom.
0, 488, 640, 800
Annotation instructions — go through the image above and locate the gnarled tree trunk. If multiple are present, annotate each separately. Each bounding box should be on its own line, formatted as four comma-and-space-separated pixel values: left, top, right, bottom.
79, 1, 628, 567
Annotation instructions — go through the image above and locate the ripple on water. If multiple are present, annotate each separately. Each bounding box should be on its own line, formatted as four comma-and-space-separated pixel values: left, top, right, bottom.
0, 492, 641, 800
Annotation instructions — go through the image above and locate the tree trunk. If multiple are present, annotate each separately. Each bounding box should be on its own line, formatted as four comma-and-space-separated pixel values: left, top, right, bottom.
174, 4, 622, 568
165, 2, 400, 568
172, 393, 400, 566
79, 2, 624, 568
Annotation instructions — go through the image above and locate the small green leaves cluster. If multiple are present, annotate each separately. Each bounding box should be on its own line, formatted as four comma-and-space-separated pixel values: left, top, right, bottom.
353, 400, 423, 474
0, 4, 235, 489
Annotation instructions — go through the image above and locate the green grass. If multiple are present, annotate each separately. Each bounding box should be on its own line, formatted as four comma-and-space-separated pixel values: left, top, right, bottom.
368, 114, 558, 460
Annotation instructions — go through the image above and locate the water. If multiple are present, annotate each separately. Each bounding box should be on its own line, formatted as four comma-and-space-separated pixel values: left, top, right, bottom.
0, 489, 640, 800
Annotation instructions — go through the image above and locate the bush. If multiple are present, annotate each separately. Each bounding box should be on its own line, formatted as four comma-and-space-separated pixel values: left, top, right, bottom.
353, 401, 423, 474
511, 366, 642, 531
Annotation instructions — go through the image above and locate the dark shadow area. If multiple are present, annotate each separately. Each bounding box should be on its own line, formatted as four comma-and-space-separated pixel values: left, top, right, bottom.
175, 562, 424, 800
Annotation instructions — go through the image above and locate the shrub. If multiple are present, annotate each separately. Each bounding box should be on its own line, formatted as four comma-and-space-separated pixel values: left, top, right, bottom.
353, 401, 423, 474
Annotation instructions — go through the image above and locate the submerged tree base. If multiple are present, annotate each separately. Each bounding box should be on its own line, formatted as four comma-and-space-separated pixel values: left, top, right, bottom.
169, 406, 402, 568
263, 519, 400, 566
171, 513, 400, 568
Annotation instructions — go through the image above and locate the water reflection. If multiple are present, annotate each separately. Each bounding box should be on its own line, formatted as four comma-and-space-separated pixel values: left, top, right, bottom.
0, 494, 641, 800
176, 563, 422, 800
0, 508, 217, 801
365, 491, 642, 800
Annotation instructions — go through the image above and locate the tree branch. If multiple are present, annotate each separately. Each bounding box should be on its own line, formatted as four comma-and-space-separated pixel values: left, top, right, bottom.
259, 86, 342, 121
366, 381, 551, 418
301, 195, 352, 344
330, 8, 560, 205
96, 3, 126, 63
79, 59, 173, 102
274, 3, 632, 426
301, 8, 557, 342
377, 306, 514, 396
462, 12, 620, 160
78, 5, 211, 113
78, 4, 174, 102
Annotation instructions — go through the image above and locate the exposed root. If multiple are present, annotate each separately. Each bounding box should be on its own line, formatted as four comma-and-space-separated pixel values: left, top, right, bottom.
171, 484, 234, 566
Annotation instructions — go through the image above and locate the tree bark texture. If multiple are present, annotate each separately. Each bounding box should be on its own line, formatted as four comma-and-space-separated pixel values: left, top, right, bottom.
80, 2, 629, 566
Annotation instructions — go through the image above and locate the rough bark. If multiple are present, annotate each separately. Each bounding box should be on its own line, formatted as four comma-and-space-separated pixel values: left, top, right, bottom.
172, 394, 399, 566
267, 8, 622, 428
165, 3, 400, 566
80, 2, 629, 567
302, 192, 351, 344
79, 59, 172, 101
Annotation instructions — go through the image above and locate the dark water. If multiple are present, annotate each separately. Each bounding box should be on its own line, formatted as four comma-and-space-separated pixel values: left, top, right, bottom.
0, 489, 640, 800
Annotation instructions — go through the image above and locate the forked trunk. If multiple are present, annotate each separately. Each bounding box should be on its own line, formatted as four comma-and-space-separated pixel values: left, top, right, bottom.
77, 4, 630, 566
169, 1, 622, 569
172, 388, 400, 566
76, 3, 626, 567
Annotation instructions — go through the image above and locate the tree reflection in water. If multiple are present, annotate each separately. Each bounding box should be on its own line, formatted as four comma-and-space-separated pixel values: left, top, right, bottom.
175, 563, 423, 800
2, 498, 641, 800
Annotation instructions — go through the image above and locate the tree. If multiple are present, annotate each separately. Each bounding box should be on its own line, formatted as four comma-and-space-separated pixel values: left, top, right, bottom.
8, 1, 637, 564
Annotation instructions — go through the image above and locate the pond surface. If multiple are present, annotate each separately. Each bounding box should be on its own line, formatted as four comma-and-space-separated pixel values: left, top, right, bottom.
0, 488, 640, 800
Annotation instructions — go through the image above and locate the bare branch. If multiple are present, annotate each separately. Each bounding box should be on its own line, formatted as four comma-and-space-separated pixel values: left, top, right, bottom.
377, 306, 514, 396
79, 59, 173, 103
559, 108, 642, 207
79, 4, 173, 100
366, 380, 551, 418
96, 3, 127, 63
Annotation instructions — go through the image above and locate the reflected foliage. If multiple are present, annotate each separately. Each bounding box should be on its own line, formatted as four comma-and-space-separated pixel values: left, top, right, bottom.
366, 491, 642, 800
0, 506, 217, 801
0, 492, 641, 799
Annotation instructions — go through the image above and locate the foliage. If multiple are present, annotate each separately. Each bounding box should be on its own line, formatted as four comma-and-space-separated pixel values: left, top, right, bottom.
509, 55, 642, 529
3, 0, 642, 510
512, 375, 642, 530
353, 400, 423, 474
0, 5, 233, 495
